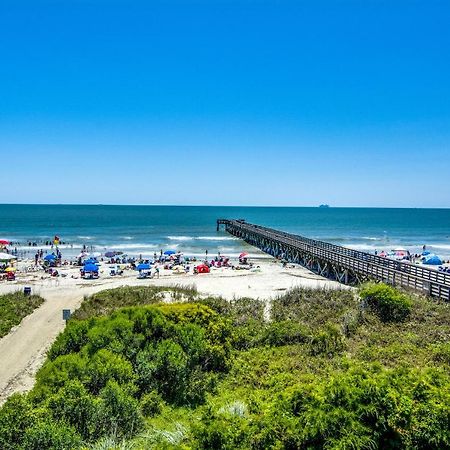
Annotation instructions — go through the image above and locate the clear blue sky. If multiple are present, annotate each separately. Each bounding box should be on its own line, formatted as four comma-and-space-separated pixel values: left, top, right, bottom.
1, 0, 449, 207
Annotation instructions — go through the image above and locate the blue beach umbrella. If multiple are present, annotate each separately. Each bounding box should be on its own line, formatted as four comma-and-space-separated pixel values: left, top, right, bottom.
84, 263, 99, 272
136, 263, 151, 271
164, 250, 176, 255
44, 254, 57, 261
422, 254, 442, 265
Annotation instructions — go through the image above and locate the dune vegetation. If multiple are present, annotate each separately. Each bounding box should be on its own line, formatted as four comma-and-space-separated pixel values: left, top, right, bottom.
0, 283, 449, 449
0, 291, 44, 338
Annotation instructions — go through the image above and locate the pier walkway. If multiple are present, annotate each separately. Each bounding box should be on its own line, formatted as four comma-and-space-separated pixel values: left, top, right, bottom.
217, 219, 450, 301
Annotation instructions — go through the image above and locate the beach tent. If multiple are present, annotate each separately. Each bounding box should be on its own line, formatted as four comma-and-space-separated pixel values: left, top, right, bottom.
84, 263, 99, 272
196, 264, 210, 274
83, 258, 98, 264
0, 252, 15, 261
422, 254, 442, 265
164, 250, 176, 255
136, 263, 151, 271
44, 254, 57, 261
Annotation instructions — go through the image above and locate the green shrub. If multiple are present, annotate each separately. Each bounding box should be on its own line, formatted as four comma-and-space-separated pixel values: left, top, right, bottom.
48, 319, 90, 360
97, 381, 144, 439
86, 349, 135, 394
0, 292, 44, 338
360, 283, 412, 322
140, 390, 163, 417
22, 419, 82, 450
432, 342, 450, 365
308, 322, 345, 356
261, 320, 309, 347
46, 380, 99, 440
0, 394, 37, 450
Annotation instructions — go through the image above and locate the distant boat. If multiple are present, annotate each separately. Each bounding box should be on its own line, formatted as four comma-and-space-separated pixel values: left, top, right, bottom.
319, 204, 330, 208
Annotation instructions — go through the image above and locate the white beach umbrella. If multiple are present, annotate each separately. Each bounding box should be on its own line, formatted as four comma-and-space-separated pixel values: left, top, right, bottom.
0, 252, 16, 261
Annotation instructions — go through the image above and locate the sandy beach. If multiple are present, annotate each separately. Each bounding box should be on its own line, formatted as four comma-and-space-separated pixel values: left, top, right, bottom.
0, 257, 345, 404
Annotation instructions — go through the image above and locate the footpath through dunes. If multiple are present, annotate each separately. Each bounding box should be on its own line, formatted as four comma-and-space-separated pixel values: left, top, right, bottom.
0, 261, 344, 403
0, 289, 84, 404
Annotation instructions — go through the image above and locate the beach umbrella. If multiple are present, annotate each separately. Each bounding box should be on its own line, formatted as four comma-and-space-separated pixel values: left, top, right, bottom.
105, 251, 117, 258
164, 250, 176, 255
136, 263, 151, 271
239, 252, 248, 258
0, 240, 10, 246
84, 263, 99, 272
422, 254, 442, 265
0, 252, 15, 261
44, 254, 57, 261
5, 267, 16, 272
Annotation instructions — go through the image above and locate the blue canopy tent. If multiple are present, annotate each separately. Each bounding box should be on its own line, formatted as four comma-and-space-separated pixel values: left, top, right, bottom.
83, 257, 98, 264
44, 254, 57, 261
84, 263, 99, 272
164, 250, 176, 255
422, 254, 442, 265
136, 263, 151, 271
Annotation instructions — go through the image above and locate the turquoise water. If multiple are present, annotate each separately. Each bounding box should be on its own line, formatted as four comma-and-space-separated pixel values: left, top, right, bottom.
0, 205, 449, 260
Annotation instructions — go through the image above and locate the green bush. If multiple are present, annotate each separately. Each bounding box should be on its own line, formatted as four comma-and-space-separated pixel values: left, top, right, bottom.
308, 322, 345, 356
0, 292, 44, 338
22, 419, 82, 450
46, 380, 99, 440
140, 390, 163, 417
360, 283, 412, 322
48, 320, 90, 360
261, 320, 309, 347
0, 394, 37, 450
96, 381, 144, 439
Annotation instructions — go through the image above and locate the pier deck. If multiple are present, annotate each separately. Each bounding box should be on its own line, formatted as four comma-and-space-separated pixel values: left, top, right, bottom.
217, 219, 450, 301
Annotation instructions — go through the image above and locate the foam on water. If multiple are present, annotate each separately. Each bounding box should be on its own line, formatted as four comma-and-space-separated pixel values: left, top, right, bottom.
2, 205, 450, 260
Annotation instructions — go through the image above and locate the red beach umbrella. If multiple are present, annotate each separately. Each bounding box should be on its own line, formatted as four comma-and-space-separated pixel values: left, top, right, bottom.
239, 252, 248, 258
0, 240, 10, 245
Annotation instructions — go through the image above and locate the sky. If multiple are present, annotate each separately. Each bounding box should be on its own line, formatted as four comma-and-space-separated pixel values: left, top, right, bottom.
0, 0, 449, 207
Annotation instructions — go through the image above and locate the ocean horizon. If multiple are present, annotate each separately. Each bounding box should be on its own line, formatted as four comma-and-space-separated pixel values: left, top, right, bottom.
1, 204, 450, 260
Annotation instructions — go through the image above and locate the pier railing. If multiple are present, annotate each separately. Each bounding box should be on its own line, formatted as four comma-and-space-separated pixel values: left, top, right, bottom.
217, 219, 450, 301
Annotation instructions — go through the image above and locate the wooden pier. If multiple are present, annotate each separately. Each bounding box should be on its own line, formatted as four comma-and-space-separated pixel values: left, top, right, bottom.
217, 219, 450, 301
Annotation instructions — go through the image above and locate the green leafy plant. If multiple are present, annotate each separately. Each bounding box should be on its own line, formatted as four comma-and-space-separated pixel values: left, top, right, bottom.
360, 282, 412, 322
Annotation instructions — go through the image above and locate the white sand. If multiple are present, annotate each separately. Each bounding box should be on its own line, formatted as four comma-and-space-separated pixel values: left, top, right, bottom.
0, 258, 345, 404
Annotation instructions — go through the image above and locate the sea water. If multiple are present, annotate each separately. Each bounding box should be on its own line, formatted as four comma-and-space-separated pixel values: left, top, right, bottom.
0, 205, 449, 260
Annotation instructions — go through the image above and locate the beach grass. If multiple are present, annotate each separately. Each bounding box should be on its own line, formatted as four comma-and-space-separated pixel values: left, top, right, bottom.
71, 284, 198, 321
0, 291, 44, 338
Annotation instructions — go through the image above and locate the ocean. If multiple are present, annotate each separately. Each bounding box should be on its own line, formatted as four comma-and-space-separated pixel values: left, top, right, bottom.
1, 205, 450, 260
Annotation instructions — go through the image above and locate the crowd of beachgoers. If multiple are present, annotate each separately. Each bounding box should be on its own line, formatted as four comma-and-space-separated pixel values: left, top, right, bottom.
1, 235, 450, 283
0, 235, 261, 283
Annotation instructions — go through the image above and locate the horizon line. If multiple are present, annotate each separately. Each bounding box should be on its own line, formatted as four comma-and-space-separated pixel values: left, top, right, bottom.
0, 203, 449, 209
